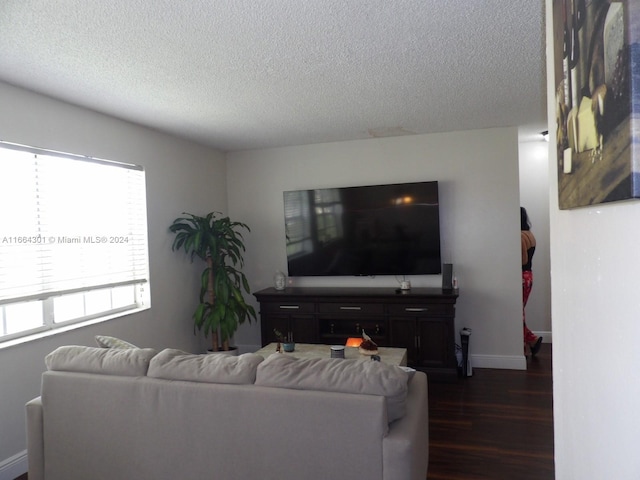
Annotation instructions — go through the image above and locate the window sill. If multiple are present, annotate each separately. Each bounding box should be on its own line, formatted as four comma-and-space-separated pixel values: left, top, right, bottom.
0, 305, 150, 351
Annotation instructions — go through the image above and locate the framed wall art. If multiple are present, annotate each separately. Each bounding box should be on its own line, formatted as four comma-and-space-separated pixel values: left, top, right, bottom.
552, 0, 640, 209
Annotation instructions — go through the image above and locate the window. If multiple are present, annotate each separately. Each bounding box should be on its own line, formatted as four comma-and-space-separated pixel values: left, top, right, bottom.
0, 141, 150, 342
312, 188, 343, 244
284, 189, 343, 259
284, 190, 312, 258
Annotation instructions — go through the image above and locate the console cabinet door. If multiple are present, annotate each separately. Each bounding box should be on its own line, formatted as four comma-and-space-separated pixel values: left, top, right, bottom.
417, 317, 454, 369
389, 310, 456, 371
389, 317, 418, 366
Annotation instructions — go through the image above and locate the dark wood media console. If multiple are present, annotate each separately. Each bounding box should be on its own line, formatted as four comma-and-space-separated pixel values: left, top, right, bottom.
254, 287, 459, 379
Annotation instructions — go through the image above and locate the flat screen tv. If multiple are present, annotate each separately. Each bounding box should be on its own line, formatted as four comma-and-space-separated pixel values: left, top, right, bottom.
283, 181, 442, 276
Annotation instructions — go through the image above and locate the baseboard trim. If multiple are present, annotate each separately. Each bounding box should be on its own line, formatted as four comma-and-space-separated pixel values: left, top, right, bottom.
470, 354, 527, 370
533, 330, 552, 343
0, 450, 27, 480
237, 343, 262, 354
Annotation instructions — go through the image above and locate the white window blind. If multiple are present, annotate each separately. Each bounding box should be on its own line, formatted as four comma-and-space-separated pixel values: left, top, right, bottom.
0, 142, 149, 340
284, 190, 312, 257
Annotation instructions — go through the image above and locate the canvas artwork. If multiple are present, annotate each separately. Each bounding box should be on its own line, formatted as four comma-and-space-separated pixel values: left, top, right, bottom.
552, 0, 640, 209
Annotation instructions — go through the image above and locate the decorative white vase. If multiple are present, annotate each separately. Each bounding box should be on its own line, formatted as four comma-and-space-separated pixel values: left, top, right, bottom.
274, 270, 286, 290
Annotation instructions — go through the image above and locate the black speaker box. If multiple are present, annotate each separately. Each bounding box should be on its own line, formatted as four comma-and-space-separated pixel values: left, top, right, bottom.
442, 263, 453, 291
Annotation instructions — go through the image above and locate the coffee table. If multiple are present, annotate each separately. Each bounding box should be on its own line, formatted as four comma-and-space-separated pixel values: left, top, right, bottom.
255, 342, 408, 367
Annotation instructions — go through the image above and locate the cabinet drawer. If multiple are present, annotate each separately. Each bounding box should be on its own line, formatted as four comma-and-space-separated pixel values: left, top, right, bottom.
261, 302, 315, 314
318, 302, 384, 315
387, 304, 452, 316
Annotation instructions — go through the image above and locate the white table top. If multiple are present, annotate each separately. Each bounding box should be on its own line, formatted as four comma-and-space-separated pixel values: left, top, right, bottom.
255, 342, 407, 367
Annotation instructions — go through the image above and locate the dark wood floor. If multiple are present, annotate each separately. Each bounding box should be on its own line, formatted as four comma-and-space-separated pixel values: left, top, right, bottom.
14, 345, 553, 480
427, 343, 554, 479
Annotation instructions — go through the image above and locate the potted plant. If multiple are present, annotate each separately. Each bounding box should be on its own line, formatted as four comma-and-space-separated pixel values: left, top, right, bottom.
273, 328, 295, 352
169, 211, 256, 352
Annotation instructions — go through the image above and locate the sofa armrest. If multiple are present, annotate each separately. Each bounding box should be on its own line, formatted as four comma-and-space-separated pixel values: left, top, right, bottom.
382, 371, 429, 480
26, 396, 44, 480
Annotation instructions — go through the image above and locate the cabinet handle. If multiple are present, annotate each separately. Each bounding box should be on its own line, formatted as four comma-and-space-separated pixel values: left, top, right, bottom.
339, 306, 362, 311
405, 307, 428, 312
279, 305, 300, 310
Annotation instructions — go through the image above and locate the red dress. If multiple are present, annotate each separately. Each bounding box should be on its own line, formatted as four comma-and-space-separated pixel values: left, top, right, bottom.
522, 230, 537, 344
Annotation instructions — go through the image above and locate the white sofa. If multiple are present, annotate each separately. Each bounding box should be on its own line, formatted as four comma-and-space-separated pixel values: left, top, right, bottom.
26, 345, 429, 480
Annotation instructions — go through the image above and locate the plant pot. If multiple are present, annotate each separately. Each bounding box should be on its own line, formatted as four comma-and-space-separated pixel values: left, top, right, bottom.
206, 346, 239, 356
282, 342, 295, 352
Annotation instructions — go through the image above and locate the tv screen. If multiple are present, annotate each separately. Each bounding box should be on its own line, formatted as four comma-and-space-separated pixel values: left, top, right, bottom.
283, 181, 442, 276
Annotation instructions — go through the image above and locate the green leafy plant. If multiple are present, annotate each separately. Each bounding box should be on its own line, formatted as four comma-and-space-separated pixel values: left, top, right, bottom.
273, 329, 285, 343
169, 212, 256, 351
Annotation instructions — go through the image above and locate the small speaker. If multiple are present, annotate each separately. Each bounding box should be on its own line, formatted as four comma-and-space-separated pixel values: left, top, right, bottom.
442, 263, 453, 291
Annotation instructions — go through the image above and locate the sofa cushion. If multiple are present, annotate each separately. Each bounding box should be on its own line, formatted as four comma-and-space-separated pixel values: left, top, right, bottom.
255, 354, 409, 422
94, 335, 138, 349
45, 345, 157, 376
147, 349, 264, 384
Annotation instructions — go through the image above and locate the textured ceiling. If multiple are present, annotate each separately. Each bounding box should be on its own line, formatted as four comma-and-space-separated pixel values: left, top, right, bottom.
0, 1, 547, 152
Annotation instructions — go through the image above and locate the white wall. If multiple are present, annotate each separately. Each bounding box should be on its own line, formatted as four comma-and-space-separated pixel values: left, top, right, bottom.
227, 128, 526, 369
545, 1, 640, 478
0, 82, 226, 477
519, 139, 552, 340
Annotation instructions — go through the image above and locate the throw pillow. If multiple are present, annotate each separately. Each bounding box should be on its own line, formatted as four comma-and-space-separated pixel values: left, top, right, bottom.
95, 335, 138, 349
45, 345, 157, 376
148, 349, 265, 385
255, 354, 409, 422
